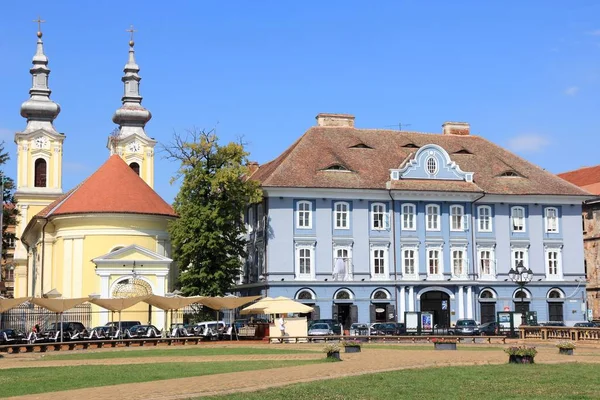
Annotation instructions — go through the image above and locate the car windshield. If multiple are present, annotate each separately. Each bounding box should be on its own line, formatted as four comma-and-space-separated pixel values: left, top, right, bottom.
311, 324, 329, 329
456, 320, 476, 326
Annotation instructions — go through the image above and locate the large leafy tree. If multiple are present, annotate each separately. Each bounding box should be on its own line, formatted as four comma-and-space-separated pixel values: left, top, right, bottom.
164, 129, 262, 296
0, 142, 18, 286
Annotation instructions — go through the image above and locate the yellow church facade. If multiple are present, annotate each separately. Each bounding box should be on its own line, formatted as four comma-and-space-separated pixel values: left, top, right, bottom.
11, 29, 177, 329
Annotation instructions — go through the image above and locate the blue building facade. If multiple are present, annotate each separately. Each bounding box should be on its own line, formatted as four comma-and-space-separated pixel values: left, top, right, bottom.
238, 115, 591, 328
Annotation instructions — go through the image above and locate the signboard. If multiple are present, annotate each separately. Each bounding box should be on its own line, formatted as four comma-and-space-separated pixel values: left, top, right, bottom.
421, 312, 433, 332
375, 308, 385, 313
441, 300, 448, 310
405, 312, 420, 333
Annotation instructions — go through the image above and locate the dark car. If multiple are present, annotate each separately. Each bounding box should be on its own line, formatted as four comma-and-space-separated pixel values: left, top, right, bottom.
0, 328, 27, 345
45, 322, 88, 340
370, 322, 406, 336
90, 325, 117, 339
574, 322, 599, 328
309, 319, 342, 335
448, 319, 480, 336
541, 321, 566, 327
478, 321, 498, 336
105, 321, 141, 333
127, 324, 161, 338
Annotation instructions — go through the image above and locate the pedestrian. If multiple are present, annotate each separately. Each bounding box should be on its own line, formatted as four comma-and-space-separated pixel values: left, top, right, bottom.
278, 315, 286, 342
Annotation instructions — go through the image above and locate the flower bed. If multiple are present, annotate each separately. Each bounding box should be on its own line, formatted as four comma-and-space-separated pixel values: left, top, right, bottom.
323, 343, 342, 360
556, 341, 575, 355
431, 338, 458, 350
341, 340, 362, 353
504, 346, 537, 364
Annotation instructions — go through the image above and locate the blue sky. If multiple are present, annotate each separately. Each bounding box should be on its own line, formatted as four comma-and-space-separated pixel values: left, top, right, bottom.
1, 1, 599, 202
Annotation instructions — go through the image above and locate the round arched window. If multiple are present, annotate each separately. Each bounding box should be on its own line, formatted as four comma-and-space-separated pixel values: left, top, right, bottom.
335, 290, 351, 300
548, 289, 563, 299
514, 289, 528, 299
373, 290, 389, 300
112, 278, 152, 298
297, 290, 314, 300
480, 290, 495, 299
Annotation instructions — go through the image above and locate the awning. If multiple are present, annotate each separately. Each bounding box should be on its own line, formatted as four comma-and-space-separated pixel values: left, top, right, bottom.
143, 294, 205, 311
240, 296, 313, 315
198, 295, 262, 311
89, 295, 150, 311
31, 298, 89, 313
0, 297, 32, 313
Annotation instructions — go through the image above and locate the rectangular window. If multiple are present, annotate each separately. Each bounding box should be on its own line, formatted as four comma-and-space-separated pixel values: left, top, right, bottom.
299, 248, 311, 275
511, 207, 525, 232
478, 206, 492, 232
371, 246, 388, 279
450, 205, 464, 231
334, 202, 349, 229
427, 249, 441, 276
297, 201, 312, 229
545, 208, 559, 233
479, 249, 494, 277
7, 237, 15, 248
404, 249, 415, 275
426, 204, 440, 231
333, 247, 352, 280
247, 207, 254, 232
372, 203, 386, 230
402, 204, 416, 230
452, 249, 466, 277
546, 249, 562, 278
512, 249, 528, 268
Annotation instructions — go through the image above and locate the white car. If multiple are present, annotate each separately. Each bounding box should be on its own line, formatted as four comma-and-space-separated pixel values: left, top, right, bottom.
308, 323, 333, 336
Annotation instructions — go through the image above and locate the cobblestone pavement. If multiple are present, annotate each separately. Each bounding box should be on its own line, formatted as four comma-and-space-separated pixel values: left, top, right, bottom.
3, 342, 600, 400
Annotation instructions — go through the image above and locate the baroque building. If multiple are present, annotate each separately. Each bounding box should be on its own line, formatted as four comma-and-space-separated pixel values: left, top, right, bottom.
239, 113, 590, 328
11, 28, 176, 328
558, 165, 600, 321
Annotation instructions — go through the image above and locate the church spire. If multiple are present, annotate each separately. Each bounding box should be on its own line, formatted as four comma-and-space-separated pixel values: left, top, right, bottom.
20, 17, 61, 134
112, 25, 152, 138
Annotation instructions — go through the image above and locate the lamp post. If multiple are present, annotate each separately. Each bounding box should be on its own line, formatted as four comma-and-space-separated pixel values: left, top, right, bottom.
508, 261, 533, 326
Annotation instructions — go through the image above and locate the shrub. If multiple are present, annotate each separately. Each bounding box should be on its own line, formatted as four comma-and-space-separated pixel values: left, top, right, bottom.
322, 343, 341, 354
556, 341, 576, 349
431, 337, 458, 344
341, 340, 362, 348
504, 346, 538, 357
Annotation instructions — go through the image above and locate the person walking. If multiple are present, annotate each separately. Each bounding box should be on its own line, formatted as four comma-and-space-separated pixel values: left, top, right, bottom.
278, 315, 286, 343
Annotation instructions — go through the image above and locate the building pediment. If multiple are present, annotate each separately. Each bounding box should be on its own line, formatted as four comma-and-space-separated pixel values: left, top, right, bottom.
92, 244, 172, 266
390, 144, 474, 182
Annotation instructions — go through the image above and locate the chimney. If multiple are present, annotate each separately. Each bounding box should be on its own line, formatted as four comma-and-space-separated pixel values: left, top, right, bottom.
442, 121, 470, 136
316, 113, 355, 128
247, 161, 259, 175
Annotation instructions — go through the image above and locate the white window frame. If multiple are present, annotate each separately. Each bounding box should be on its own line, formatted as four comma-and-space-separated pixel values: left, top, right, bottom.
401, 244, 419, 280
333, 245, 353, 281
334, 201, 350, 230
545, 207, 559, 233
426, 245, 444, 280
426, 156, 438, 175
450, 205, 465, 231
370, 244, 389, 280
511, 246, 529, 269
426, 204, 440, 231
477, 205, 492, 232
247, 207, 254, 233
295, 242, 316, 280
371, 203, 387, 231
545, 246, 563, 280
402, 203, 416, 231
511, 206, 526, 233
451, 246, 468, 279
478, 246, 496, 280
297, 200, 312, 229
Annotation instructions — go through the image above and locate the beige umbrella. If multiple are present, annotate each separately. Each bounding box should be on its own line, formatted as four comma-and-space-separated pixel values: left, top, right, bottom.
89, 296, 151, 336
241, 297, 313, 315
31, 298, 89, 342
198, 295, 262, 311
0, 297, 31, 313
143, 295, 206, 335
238, 296, 274, 315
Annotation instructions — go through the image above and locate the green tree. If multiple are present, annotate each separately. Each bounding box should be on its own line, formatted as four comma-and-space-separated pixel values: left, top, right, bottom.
164, 129, 262, 296
0, 142, 18, 287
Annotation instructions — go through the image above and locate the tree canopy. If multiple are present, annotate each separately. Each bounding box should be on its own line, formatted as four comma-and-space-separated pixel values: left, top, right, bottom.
0, 141, 18, 287
164, 129, 262, 296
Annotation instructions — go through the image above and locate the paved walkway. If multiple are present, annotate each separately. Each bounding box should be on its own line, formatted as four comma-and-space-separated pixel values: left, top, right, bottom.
3, 343, 600, 400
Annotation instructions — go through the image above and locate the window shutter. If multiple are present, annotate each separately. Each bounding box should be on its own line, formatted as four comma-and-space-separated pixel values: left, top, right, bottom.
311, 305, 320, 321
350, 305, 359, 325
385, 212, 391, 229
332, 304, 339, 322
386, 304, 396, 322
369, 304, 377, 323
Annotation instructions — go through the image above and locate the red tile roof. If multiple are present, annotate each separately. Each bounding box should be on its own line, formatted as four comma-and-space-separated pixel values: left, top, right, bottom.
557, 165, 600, 195
37, 155, 176, 218
252, 126, 590, 196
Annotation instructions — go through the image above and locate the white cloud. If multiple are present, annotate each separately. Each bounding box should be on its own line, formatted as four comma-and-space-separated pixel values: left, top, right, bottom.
507, 134, 550, 153
564, 86, 579, 96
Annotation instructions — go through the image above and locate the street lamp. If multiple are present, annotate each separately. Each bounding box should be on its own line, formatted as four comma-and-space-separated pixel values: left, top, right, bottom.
508, 261, 533, 325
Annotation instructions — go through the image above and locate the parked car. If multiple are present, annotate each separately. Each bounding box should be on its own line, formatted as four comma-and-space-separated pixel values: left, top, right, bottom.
448, 319, 480, 336
349, 323, 369, 336
370, 322, 406, 336
308, 323, 334, 336
105, 321, 141, 333
540, 321, 566, 327
309, 319, 342, 335
0, 328, 27, 345
195, 321, 226, 338
90, 325, 117, 339
45, 322, 88, 340
478, 321, 498, 336
127, 324, 161, 338
574, 322, 600, 328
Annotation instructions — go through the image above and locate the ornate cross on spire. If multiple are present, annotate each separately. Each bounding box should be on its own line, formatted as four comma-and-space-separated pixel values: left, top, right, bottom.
126, 25, 136, 46
33, 16, 46, 37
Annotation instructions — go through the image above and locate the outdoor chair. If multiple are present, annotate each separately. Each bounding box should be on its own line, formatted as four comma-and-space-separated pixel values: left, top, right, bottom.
108, 329, 121, 340
47, 331, 61, 342
180, 327, 194, 337
26, 331, 38, 344
170, 327, 179, 337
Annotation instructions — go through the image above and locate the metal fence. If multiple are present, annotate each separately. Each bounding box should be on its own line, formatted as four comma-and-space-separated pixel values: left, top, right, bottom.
0, 302, 92, 332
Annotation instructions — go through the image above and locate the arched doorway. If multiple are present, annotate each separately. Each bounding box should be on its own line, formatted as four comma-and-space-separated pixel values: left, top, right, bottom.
478, 289, 497, 324
513, 288, 530, 316
420, 290, 450, 328
547, 288, 564, 323
112, 277, 153, 323
370, 288, 393, 323
295, 288, 319, 321
332, 288, 356, 331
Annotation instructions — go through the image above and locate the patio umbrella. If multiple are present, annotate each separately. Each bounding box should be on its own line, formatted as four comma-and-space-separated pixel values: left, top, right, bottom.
0, 297, 32, 329
31, 298, 89, 343
143, 295, 206, 336
240, 296, 314, 315
197, 295, 263, 340
89, 295, 150, 337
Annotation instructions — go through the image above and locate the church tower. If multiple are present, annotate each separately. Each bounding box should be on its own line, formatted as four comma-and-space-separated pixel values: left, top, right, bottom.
13, 23, 65, 296
108, 27, 156, 188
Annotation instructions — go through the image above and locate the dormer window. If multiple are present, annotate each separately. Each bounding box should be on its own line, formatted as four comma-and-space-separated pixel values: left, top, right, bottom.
499, 170, 520, 177
453, 148, 472, 155
323, 164, 350, 171
426, 157, 438, 175
350, 143, 372, 149
403, 143, 419, 149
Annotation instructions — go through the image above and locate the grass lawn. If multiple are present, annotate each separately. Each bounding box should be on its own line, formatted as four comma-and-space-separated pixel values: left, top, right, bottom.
202, 363, 600, 400
0, 360, 321, 397
41, 346, 315, 361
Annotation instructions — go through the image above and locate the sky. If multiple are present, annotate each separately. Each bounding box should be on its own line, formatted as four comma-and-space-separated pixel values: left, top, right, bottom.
0, 1, 599, 203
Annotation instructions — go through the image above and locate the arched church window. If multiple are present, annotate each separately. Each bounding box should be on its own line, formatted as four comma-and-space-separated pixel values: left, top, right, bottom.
112, 278, 152, 298
34, 158, 47, 187
129, 162, 140, 176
